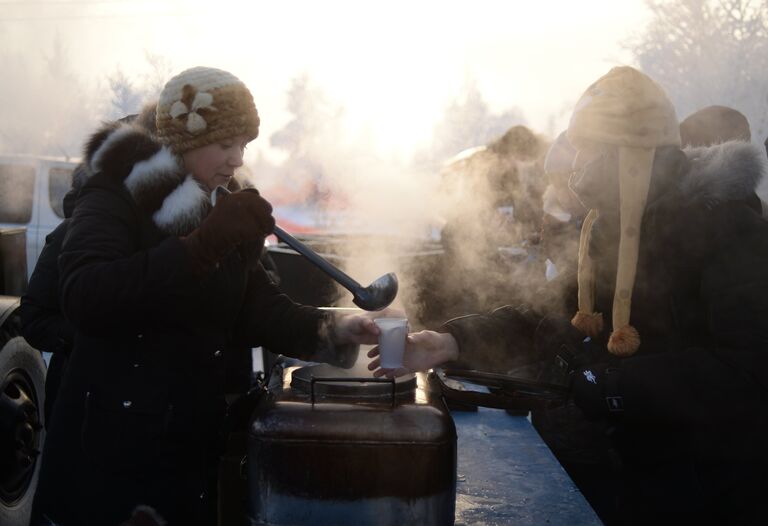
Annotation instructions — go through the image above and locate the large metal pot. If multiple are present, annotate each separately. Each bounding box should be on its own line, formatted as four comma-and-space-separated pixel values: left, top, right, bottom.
248, 364, 457, 525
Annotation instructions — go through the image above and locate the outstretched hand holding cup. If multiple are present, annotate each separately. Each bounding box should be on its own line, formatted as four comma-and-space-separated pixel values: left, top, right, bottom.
368, 329, 460, 378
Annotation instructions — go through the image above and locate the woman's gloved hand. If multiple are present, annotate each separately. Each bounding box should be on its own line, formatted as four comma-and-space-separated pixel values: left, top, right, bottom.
181, 188, 275, 273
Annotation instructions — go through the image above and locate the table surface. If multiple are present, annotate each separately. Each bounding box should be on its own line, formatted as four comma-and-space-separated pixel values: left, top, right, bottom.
453, 407, 603, 526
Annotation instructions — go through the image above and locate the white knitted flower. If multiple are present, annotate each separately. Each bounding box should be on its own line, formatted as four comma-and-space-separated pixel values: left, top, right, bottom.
169, 87, 217, 134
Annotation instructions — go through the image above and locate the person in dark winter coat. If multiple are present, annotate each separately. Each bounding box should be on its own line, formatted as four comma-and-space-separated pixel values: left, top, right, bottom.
370, 67, 768, 524
32, 66, 384, 526
18, 164, 87, 426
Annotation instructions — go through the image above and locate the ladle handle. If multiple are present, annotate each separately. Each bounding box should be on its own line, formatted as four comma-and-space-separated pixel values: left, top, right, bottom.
273, 225, 363, 293
212, 185, 363, 295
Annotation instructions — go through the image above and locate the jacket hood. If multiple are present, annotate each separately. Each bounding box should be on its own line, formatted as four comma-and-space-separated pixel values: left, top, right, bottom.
681, 140, 768, 205
82, 120, 212, 236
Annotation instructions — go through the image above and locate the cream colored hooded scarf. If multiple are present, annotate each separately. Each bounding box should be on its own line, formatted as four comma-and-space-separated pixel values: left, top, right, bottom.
567, 66, 681, 356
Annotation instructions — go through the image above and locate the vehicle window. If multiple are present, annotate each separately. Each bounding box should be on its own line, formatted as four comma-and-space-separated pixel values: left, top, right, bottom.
0, 164, 35, 223
49, 167, 73, 219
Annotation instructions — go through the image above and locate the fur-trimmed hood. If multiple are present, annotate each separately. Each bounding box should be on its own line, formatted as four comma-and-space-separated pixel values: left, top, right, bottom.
682, 140, 768, 206
82, 119, 218, 236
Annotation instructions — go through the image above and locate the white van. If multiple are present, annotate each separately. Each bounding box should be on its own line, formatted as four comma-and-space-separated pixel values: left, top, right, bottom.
0, 154, 79, 278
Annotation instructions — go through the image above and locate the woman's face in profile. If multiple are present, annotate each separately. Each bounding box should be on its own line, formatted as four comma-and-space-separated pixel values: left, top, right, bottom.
183, 134, 250, 191
569, 145, 619, 213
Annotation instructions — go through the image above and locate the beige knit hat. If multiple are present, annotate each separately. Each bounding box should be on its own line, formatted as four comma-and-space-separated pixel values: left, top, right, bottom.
156, 66, 260, 154
567, 66, 680, 356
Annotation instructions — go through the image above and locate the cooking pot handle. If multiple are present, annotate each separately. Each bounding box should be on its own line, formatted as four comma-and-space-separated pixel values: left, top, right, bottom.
310, 376, 397, 407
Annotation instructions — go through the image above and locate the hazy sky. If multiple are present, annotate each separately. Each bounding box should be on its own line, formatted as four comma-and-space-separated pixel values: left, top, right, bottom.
2, 0, 650, 158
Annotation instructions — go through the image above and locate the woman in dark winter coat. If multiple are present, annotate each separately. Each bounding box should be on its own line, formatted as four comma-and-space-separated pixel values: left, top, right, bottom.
32, 66, 383, 526
370, 67, 768, 524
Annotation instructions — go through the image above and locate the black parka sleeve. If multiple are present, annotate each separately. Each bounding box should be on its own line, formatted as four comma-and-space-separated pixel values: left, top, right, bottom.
58, 182, 200, 335
231, 264, 358, 368
441, 304, 543, 372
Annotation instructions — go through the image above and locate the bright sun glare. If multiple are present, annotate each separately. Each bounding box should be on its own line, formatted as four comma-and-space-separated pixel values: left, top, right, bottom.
3, 0, 649, 157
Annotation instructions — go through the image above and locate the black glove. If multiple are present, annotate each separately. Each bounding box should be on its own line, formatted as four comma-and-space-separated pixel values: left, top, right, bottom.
181, 188, 275, 273
532, 315, 609, 384
570, 363, 624, 421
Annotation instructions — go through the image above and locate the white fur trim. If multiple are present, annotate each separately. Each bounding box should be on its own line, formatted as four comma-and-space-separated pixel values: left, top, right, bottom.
756, 170, 768, 212
90, 125, 135, 173
124, 147, 179, 195
682, 140, 768, 203
152, 175, 208, 234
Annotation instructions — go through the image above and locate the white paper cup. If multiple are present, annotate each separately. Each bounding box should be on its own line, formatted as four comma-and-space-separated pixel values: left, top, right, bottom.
374, 317, 408, 369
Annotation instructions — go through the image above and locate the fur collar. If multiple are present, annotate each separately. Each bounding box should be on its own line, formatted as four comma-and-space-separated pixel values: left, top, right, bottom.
682, 140, 768, 205
84, 122, 211, 236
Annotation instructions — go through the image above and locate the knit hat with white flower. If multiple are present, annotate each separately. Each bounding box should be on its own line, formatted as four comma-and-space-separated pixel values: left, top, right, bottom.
156, 66, 260, 154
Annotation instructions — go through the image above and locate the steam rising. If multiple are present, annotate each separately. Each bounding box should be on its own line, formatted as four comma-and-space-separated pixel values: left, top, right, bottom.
7, 2, 768, 342
248, 81, 579, 330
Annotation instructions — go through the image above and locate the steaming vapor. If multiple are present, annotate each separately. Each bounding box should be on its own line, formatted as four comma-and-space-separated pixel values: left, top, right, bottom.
248, 84, 587, 333
1, 2, 663, 337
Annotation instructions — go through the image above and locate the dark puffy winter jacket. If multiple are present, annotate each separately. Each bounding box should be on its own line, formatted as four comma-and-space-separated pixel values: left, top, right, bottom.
32, 121, 356, 526
443, 140, 768, 524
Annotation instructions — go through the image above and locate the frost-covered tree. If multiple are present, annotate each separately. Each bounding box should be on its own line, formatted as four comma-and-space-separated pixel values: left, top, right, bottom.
107, 69, 143, 120
0, 34, 97, 158
628, 0, 768, 139
140, 51, 173, 101
270, 73, 344, 157
104, 52, 173, 121
267, 74, 347, 205
427, 80, 526, 166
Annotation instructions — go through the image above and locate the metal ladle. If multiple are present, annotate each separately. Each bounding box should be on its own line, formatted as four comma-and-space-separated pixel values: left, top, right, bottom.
213, 186, 398, 311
